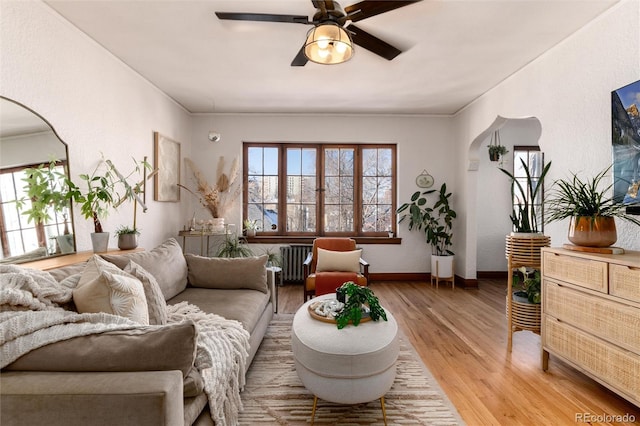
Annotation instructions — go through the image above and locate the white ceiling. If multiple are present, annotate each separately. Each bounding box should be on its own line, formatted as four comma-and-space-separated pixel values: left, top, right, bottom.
45, 0, 618, 115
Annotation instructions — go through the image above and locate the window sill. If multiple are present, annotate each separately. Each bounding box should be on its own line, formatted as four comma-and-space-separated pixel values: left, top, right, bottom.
245, 236, 402, 245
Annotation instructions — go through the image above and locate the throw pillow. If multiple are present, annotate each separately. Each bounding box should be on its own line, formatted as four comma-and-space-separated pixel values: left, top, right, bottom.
5, 321, 197, 378
185, 254, 268, 293
73, 255, 149, 325
100, 238, 188, 300
315, 248, 362, 273
125, 261, 168, 325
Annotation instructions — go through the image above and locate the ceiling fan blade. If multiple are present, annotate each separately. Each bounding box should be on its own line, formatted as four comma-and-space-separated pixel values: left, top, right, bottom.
291, 46, 309, 67
312, 0, 336, 11
348, 24, 401, 60
343, 0, 420, 23
215, 12, 311, 25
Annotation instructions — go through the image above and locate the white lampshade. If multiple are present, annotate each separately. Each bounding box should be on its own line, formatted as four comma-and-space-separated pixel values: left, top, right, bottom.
304, 23, 353, 65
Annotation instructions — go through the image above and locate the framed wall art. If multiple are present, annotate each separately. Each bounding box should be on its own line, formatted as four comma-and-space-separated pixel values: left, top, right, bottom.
611, 79, 640, 214
154, 132, 181, 202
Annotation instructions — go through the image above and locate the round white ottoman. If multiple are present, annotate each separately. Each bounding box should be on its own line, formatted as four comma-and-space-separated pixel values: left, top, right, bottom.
291, 294, 399, 422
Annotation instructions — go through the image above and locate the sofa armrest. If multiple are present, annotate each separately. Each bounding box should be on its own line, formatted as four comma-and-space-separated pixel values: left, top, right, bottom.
1, 370, 184, 426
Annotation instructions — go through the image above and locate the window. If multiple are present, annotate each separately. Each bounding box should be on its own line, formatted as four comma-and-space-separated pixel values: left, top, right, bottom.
244, 143, 396, 238
0, 162, 71, 258
511, 146, 546, 232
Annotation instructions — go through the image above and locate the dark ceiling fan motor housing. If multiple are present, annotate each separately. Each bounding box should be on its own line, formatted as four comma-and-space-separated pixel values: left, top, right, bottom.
215, 0, 421, 66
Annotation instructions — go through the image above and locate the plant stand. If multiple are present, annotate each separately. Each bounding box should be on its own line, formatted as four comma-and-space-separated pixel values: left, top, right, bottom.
430, 255, 455, 289
505, 234, 550, 352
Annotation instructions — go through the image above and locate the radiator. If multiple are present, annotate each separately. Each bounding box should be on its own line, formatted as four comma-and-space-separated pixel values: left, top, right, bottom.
280, 245, 313, 283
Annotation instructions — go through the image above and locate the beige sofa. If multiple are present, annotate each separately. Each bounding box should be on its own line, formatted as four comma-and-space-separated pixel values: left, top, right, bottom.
0, 238, 274, 426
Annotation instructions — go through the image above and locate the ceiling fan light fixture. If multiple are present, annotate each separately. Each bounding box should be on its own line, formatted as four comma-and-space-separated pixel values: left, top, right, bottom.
304, 22, 353, 65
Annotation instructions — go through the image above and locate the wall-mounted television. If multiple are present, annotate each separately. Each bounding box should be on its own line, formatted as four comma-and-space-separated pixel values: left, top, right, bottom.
612, 79, 640, 214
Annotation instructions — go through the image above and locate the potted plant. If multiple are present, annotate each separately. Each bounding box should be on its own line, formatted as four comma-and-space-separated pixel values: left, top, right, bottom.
488, 144, 509, 162
216, 233, 254, 258
499, 158, 552, 234
114, 225, 140, 250
512, 266, 541, 304
397, 183, 457, 279
545, 166, 640, 247
68, 156, 149, 252
488, 130, 508, 162
18, 160, 75, 254
262, 246, 282, 268
243, 219, 259, 237
334, 282, 387, 330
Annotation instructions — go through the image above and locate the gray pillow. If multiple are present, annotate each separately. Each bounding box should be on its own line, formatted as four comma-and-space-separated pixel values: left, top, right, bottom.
101, 238, 188, 300
185, 254, 268, 293
5, 321, 197, 378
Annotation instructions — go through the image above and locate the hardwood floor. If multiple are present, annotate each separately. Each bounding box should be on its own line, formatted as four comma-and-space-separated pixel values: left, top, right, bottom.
277, 279, 640, 425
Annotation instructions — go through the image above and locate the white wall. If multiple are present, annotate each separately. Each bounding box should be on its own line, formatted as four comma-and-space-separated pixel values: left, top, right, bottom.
189, 113, 455, 273
456, 0, 640, 278
1, 1, 192, 252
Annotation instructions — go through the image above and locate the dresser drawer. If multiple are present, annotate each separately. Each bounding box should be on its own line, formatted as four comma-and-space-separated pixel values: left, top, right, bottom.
544, 280, 640, 352
610, 263, 640, 303
543, 316, 640, 403
543, 252, 607, 293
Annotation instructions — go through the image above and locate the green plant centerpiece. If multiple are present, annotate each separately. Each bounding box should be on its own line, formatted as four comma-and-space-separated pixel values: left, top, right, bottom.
396, 183, 457, 256
334, 281, 387, 330
512, 266, 541, 304
499, 158, 552, 233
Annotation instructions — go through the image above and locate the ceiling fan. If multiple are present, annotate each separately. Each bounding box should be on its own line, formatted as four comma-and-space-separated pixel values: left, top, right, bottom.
215, 0, 421, 66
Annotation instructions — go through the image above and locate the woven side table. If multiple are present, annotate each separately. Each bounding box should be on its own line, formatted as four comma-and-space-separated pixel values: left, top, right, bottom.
505, 234, 550, 352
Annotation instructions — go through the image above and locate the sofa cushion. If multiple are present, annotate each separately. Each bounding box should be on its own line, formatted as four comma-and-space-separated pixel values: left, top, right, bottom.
185, 254, 268, 293
315, 248, 362, 273
183, 368, 204, 397
124, 261, 168, 325
4, 321, 197, 378
73, 256, 149, 325
100, 238, 188, 300
168, 288, 269, 333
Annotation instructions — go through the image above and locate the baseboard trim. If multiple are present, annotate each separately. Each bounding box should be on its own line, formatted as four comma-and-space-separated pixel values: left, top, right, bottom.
477, 271, 508, 279
370, 273, 478, 289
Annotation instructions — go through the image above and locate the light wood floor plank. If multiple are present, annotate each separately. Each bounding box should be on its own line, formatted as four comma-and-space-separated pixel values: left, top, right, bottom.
277, 279, 640, 425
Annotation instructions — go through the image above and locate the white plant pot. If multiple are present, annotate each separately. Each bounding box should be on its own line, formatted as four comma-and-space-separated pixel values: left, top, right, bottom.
431, 255, 454, 279
91, 232, 110, 253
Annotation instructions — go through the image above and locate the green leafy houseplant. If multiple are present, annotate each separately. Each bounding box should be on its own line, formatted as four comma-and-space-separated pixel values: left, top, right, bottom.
216, 234, 254, 258
18, 160, 73, 227
335, 282, 387, 330
68, 157, 150, 233
397, 183, 457, 255
512, 266, 541, 304
500, 158, 552, 233
262, 246, 282, 267
545, 166, 640, 226
114, 226, 140, 236
488, 144, 509, 161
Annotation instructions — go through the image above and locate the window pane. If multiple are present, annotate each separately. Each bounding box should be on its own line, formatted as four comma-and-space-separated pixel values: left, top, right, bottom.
324, 149, 339, 175
362, 149, 377, 176
247, 147, 278, 233
286, 147, 317, 234
324, 176, 340, 203
360, 147, 393, 234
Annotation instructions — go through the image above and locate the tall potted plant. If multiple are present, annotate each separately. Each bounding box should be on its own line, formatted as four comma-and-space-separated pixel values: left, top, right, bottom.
397, 183, 457, 279
545, 166, 640, 247
499, 158, 552, 234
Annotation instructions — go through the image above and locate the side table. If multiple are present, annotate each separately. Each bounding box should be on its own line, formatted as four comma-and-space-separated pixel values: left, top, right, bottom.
266, 266, 282, 313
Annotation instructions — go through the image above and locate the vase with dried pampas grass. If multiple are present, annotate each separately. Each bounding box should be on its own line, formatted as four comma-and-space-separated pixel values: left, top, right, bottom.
178, 156, 240, 218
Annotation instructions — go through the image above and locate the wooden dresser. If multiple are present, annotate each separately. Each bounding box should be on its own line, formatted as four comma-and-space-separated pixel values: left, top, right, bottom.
541, 247, 640, 407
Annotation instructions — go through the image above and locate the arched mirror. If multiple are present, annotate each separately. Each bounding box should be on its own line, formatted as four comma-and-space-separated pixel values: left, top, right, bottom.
0, 96, 76, 263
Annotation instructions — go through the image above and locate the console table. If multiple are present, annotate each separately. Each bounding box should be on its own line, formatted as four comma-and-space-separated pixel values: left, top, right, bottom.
541, 247, 640, 406
178, 230, 227, 256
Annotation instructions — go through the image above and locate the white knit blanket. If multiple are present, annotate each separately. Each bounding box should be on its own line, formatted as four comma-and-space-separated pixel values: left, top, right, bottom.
0, 264, 250, 426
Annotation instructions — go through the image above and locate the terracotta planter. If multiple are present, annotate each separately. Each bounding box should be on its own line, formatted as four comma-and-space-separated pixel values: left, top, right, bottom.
568, 216, 617, 247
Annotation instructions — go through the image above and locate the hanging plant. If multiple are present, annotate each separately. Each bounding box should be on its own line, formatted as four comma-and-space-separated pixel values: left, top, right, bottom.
488, 130, 508, 162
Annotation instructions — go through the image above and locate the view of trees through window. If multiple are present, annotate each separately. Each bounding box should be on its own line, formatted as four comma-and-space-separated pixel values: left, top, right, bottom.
244, 143, 396, 237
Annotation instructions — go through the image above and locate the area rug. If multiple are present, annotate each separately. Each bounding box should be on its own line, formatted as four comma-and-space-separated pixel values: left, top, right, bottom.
238, 315, 466, 425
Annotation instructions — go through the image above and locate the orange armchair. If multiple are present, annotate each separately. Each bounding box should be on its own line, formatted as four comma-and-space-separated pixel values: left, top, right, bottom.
303, 237, 369, 301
